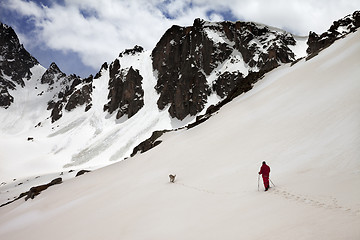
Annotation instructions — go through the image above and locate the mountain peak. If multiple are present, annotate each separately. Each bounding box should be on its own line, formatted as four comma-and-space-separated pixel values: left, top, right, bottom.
119, 45, 144, 57
49, 62, 61, 71
193, 18, 206, 26
41, 62, 66, 85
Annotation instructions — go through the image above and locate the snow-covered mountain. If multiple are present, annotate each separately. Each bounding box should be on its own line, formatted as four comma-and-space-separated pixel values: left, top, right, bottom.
0, 10, 359, 239
0, 9, 359, 214
0, 17, 308, 182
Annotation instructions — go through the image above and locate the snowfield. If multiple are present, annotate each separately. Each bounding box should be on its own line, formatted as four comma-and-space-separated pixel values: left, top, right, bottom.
0, 30, 359, 239
0, 50, 194, 183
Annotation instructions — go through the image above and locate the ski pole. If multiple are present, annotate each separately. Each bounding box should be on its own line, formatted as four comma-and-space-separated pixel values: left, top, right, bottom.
269, 178, 275, 187
257, 174, 260, 191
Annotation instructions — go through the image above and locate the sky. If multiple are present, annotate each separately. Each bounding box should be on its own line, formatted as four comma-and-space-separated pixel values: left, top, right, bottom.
0, 0, 359, 78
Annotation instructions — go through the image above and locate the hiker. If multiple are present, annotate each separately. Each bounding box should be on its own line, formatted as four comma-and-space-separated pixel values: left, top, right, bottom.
258, 161, 271, 191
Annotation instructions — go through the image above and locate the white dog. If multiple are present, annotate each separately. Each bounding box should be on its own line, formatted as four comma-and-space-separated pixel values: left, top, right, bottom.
169, 174, 176, 183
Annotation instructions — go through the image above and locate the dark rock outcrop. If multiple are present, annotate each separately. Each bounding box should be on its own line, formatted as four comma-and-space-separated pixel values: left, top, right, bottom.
94, 62, 108, 79
25, 177, 62, 201
131, 130, 169, 157
0, 22, 38, 108
213, 71, 244, 98
307, 11, 360, 56
49, 101, 63, 123
119, 45, 144, 57
0, 86, 14, 109
104, 59, 144, 119
65, 76, 93, 112
152, 19, 227, 120
152, 18, 297, 120
75, 169, 91, 177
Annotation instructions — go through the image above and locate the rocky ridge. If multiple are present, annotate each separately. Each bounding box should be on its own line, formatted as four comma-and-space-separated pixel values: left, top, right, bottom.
307, 11, 360, 57
2, 12, 359, 123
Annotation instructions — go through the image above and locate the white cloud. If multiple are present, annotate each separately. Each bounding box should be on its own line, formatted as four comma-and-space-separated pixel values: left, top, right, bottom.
2, 0, 359, 73
224, 0, 360, 35
5, 0, 44, 18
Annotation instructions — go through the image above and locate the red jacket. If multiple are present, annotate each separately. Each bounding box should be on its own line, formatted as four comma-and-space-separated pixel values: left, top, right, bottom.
259, 164, 270, 177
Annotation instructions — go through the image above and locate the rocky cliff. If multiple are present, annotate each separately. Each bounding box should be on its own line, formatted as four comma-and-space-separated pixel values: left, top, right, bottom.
152, 19, 297, 120
103, 46, 145, 120
0, 23, 38, 108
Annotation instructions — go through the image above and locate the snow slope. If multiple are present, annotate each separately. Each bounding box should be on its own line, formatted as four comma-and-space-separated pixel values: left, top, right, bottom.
0, 29, 359, 240
0, 20, 309, 185
0, 50, 193, 183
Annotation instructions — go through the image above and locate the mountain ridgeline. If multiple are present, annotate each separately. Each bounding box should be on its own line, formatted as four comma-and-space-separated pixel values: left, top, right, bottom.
0, 11, 359, 128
